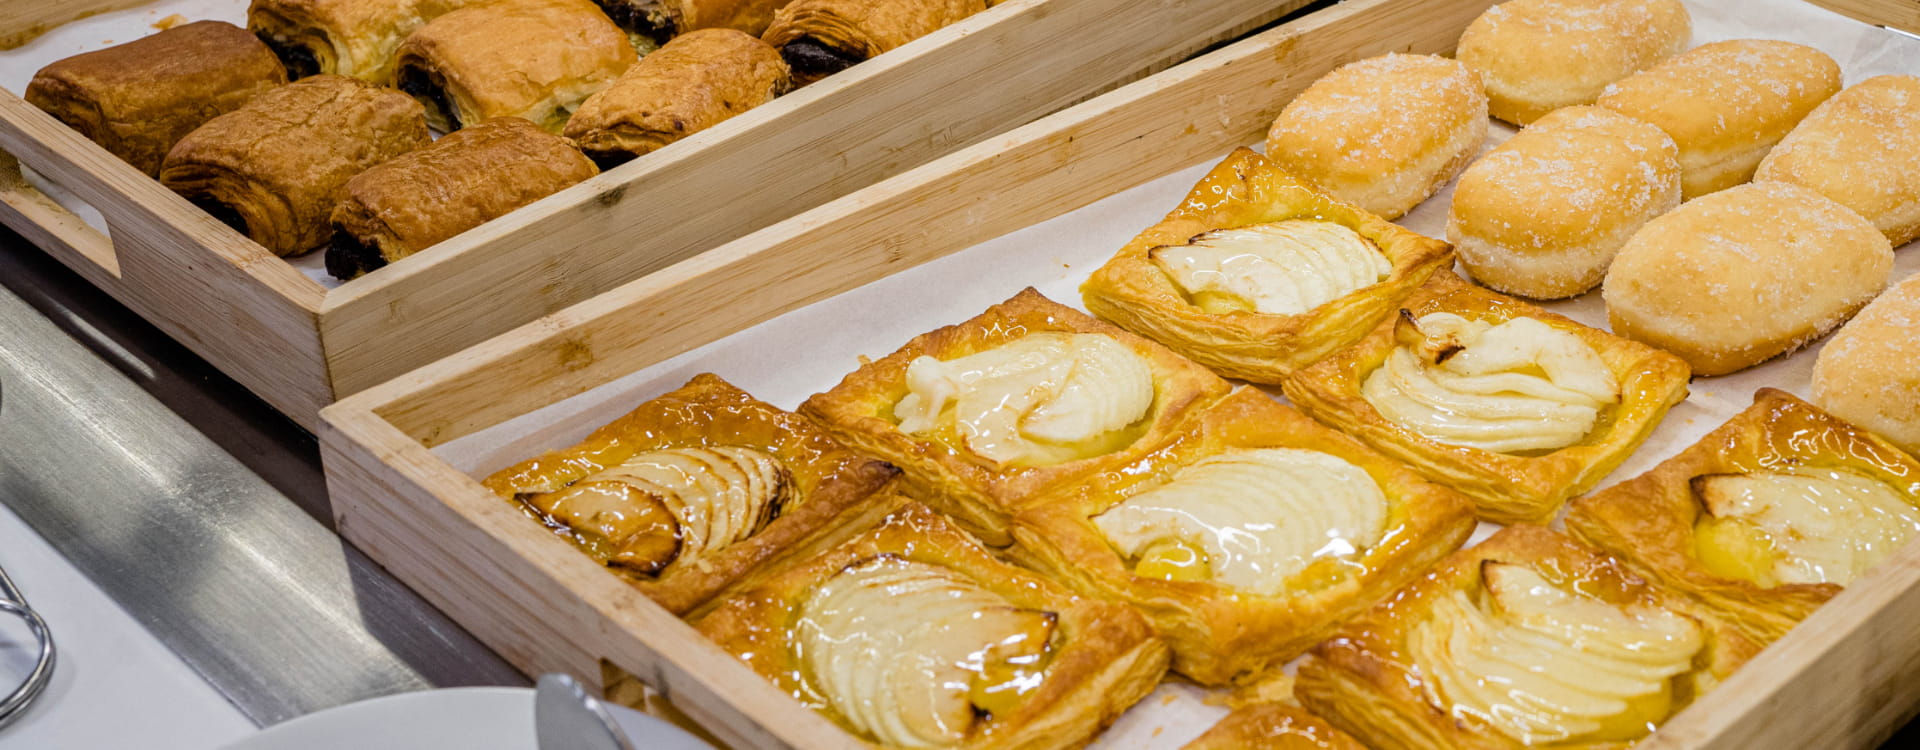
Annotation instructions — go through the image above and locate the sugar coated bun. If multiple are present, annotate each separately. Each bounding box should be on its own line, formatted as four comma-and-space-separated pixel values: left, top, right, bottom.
1756, 74, 1920, 248
1265, 53, 1488, 220
1603, 182, 1892, 376
1457, 0, 1691, 125
1814, 272, 1920, 453
1448, 106, 1681, 299
1597, 39, 1841, 200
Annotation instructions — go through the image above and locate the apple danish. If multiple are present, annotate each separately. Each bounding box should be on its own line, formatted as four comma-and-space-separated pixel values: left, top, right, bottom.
1182, 703, 1367, 750
1566, 389, 1920, 644
1081, 148, 1453, 383
1283, 272, 1690, 524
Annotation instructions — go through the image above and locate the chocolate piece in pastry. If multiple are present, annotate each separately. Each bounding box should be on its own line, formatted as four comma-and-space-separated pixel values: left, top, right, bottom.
762, 0, 986, 85
327, 117, 598, 279
246, 0, 480, 84
160, 75, 430, 257
25, 21, 287, 176
565, 29, 790, 168
393, 0, 638, 133
593, 0, 792, 48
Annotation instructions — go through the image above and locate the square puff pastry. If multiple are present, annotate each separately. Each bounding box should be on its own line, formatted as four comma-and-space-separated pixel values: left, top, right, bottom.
1565, 388, 1920, 645
1295, 525, 1760, 750
692, 501, 1170, 750
799, 287, 1232, 546
1282, 272, 1691, 524
1182, 703, 1368, 750
481, 373, 900, 615
1080, 148, 1455, 383
1008, 387, 1476, 685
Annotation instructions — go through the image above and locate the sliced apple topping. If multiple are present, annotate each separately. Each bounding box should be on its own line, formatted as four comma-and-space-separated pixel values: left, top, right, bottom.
1407, 563, 1702, 745
1694, 467, 1920, 586
523, 446, 792, 574
1091, 448, 1388, 594
1363, 312, 1619, 454
794, 555, 1056, 748
893, 332, 1155, 467
1148, 220, 1392, 316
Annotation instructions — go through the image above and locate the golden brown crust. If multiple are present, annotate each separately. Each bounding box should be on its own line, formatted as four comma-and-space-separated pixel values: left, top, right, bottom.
1756, 74, 1920, 248
1602, 181, 1893, 376
1456, 0, 1690, 126
1813, 273, 1920, 455
564, 29, 790, 164
1182, 703, 1368, 750
329, 116, 598, 273
1080, 148, 1454, 383
1565, 388, 1920, 645
159, 75, 429, 257
393, 0, 637, 132
481, 373, 901, 615
798, 288, 1232, 547
25, 21, 287, 176
762, 0, 986, 84
692, 501, 1170, 750
246, 0, 478, 84
1282, 272, 1691, 524
1596, 39, 1841, 199
1295, 525, 1760, 750
1009, 388, 1475, 685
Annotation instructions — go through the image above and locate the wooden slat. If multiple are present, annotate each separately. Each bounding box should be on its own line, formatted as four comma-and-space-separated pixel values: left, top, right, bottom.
1806, 0, 1920, 34
0, 148, 120, 281
0, 0, 148, 50
313, 0, 1314, 396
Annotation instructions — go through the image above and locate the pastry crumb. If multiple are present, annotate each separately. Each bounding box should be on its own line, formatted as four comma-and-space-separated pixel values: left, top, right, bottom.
1161, 694, 1178, 706
153, 14, 186, 30
1152, 727, 1165, 738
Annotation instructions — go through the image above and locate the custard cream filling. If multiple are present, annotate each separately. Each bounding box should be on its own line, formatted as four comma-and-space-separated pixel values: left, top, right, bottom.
793, 556, 1055, 748
1362, 312, 1619, 453
1696, 467, 1920, 586
1150, 220, 1392, 316
1409, 564, 1703, 745
894, 332, 1155, 466
1091, 448, 1388, 594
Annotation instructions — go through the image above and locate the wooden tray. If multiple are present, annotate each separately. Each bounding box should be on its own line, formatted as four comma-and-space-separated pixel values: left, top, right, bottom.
0, 0, 1305, 431
319, 0, 1920, 748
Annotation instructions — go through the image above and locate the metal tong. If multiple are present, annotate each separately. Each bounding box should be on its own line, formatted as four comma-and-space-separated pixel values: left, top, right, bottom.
0, 562, 55, 729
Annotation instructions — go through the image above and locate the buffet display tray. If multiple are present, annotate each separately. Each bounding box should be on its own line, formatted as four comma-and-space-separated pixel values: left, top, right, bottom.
318, 0, 1920, 748
0, 0, 1303, 430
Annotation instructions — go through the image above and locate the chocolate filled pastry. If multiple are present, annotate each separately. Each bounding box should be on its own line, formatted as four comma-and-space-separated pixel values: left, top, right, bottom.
564, 29, 790, 168
327, 117, 599, 279
762, 0, 987, 85
159, 75, 430, 257
393, 0, 638, 133
247, 0, 480, 85
594, 0, 792, 48
25, 21, 287, 176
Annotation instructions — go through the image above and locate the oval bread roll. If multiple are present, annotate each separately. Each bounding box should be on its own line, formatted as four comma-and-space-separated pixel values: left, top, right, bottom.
1266, 53, 1487, 220
1813, 272, 1920, 453
1448, 106, 1680, 299
1457, 0, 1690, 125
1603, 182, 1892, 376
1597, 39, 1840, 200
1757, 74, 1920, 248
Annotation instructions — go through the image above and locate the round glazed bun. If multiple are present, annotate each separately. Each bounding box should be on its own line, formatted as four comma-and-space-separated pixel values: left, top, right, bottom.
1265, 53, 1487, 220
1602, 182, 1892, 376
1813, 272, 1920, 453
1457, 0, 1691, 125
1448, 106, 1680, 299
1596, 39, 1841, 200
1756, 74, 1920, 248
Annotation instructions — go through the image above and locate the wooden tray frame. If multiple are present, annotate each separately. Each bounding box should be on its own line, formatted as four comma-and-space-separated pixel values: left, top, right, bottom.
0, 0, 1307, 430
320, 0, 1920, 748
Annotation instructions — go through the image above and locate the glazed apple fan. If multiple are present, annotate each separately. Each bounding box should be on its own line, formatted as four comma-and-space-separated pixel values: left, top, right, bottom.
514, 446, 794, 574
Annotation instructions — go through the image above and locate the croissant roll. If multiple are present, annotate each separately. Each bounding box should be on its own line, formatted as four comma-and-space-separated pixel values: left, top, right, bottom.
393, 0, 638, 133
564, 29, 790, 168
762, 0, 986, 85
160, 75, 430, 257
246, 0, 480, 84
25, 21, 287, 176
593, 0, 791, 47
327, 117, 599, 279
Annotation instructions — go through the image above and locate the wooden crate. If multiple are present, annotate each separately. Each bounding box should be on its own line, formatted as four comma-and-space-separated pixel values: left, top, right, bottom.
319, 1, 1920, 749
0, 0, 1306, 431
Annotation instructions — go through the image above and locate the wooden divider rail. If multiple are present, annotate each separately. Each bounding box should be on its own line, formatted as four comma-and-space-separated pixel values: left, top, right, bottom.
0, 0, 1307, 430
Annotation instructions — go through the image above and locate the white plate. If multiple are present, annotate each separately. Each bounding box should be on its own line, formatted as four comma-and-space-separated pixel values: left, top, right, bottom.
220, 687, 714, 750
